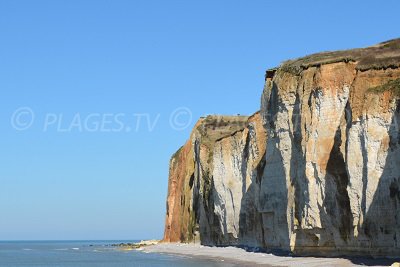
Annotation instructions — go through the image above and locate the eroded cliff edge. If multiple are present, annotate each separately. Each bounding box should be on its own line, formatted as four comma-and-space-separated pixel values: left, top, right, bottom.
163, 39, 400, 256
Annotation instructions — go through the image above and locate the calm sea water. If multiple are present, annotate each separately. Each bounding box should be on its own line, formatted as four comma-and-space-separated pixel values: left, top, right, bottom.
0, 241, 236, 267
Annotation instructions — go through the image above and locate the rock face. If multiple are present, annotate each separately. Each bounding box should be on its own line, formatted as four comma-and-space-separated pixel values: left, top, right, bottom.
163, 39, 400, 256
163, 115, 252, 243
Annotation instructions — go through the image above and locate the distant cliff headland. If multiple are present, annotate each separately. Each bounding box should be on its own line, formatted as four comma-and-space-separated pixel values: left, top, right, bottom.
163, 39, 400, 257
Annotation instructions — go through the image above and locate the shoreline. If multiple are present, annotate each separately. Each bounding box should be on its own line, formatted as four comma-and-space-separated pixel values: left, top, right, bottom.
142, 243, 398, 267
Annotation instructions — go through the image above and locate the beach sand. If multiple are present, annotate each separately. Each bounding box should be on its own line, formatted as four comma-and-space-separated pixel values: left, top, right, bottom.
142, 243, 396, 267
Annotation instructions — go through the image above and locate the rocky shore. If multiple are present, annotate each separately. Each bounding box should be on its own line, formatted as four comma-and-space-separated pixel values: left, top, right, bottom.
143, 243, 399, 267
111, 240, 159, 250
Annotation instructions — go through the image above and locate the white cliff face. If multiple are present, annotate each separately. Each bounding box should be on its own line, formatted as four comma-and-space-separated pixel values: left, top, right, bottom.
212, 132, 245, 242
260, 61, 400, 255
211, 114, 266, 246
346, 93, 400, 250
164, 38, 400, 256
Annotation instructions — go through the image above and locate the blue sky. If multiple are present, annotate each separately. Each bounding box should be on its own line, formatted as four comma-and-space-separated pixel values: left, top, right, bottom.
0, 0, 399, 240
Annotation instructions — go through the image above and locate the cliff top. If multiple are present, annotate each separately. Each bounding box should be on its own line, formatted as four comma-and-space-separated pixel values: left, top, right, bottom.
276, 38, 400, 75
194, 115, 249, 148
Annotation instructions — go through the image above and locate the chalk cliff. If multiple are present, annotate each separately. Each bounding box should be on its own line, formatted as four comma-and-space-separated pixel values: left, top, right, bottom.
163, 39, 400, 256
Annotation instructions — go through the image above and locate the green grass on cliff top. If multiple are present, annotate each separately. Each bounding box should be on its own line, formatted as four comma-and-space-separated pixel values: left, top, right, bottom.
279, 38, 400, 75
367, 78, 400, 97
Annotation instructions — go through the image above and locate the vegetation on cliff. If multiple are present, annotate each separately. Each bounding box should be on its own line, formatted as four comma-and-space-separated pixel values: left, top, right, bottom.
368, 78, 400, 97
280, 38, 400, 75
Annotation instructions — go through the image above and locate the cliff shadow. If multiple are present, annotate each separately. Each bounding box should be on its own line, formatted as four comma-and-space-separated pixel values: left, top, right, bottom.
237, 145, 291, 253
359, 99, 400, 257
290, 92, 317, 251
256, 81, 291, 252
320, 123, 354, 250
237, 150, 267, 248
317, 98, 400, 264
292, 93, 353, 254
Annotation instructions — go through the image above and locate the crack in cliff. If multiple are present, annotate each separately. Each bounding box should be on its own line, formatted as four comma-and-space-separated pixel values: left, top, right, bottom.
326, 124, 353, 241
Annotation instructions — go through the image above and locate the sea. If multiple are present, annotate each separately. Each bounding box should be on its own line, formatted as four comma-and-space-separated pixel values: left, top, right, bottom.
0, 241, 237, 267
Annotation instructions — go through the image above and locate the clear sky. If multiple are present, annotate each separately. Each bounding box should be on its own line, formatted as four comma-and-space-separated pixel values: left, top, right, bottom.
0, 0, 399, 240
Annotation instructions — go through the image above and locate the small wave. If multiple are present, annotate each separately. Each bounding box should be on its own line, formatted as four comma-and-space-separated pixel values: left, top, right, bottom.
22, 248, 33, 251
54, 248, 69, 251
71, 248, 80, 250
